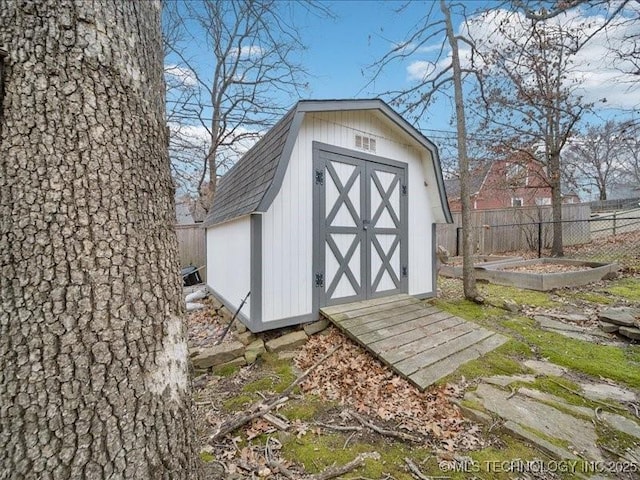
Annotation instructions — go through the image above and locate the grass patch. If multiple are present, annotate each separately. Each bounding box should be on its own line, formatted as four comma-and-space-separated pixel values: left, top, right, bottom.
504, 317, 640, 389
281, 433, 427, 479
566, 291, 614, 305
432, 298, 504, 324
242, 362, 296, 394
199, 451, 215, 463
281, 396, 333, 421
482, 284, 558, 308
282, 422, 567, 479
213, 364, 240, 377
602, 277, 640, 302
222, 393, 256, 412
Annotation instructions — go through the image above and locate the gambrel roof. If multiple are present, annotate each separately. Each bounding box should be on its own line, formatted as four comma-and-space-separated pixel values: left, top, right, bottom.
204, 99, 453, 227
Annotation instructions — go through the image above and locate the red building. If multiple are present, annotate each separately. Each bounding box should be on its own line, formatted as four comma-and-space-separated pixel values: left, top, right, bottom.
444, 158, 555, 212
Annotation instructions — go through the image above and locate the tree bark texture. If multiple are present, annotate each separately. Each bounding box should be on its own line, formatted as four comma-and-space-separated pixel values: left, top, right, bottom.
0, 1, 198, 478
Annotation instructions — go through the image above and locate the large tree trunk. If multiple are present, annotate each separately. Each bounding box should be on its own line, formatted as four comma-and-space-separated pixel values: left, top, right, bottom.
0, 1, 198, 478
441, 0, 478, 301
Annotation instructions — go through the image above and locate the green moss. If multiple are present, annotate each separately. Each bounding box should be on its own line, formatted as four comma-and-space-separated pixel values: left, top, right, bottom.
432, 299, 504, 323
596, 423, 639, 455
242, 363, 296, 394
243, 376, 277, 393
566, 291, 613, 305
482, 284, 558, 308
223, 393, 255, 412
603, 277, 640, 302
280, 397, 332, 421
281, 433, 431, 479
444, 340, 531, 383
213, 364, 240, 377
503, 317, 640, 389
199, 452, 215, 463
273, 364, 296, 393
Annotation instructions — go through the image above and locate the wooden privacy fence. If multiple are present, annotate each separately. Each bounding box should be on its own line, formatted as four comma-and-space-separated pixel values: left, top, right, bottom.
175, 223, 206, 278
436, 203, 592, 256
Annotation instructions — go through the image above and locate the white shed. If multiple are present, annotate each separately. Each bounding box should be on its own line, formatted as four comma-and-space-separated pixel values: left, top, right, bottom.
203, 99, 452, 332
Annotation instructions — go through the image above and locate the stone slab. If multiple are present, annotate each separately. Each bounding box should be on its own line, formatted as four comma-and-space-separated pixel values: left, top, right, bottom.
473, 383, 603, 460
517, 388, 593, 417
265, 331, 308, 353
483, 374, 536, 387
192, 341, 245, 369
214, 356, 247, 371
599, 308, 638, 327
502, 420, 579, 461
601, 412, 640, 440
544, 312, 591, 324
236, 331, 256, 346
534, 316, 583, 333
580, 383, 637, 403
598, 321, 619, 333
619, 326, 640, 340
523, 360, 567, 377
245, 339, 266, 364
303, 319, 330, 336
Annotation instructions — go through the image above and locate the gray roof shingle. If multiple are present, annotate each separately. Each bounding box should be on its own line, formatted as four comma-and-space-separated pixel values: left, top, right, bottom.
203, 107, 296, 226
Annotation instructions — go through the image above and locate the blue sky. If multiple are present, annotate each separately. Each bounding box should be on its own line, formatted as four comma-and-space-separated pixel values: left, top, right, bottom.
165, 1, 640, 175
293, 1, 457, 136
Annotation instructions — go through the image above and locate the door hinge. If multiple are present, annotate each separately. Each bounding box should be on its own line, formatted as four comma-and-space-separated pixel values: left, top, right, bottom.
315, 169, 324, 185
315, 273, 324, 288
401, 184, 408, 196
402, 266, 408, 277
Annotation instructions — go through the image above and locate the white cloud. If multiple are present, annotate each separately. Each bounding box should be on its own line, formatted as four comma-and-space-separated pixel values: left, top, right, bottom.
164, 64, 198, 87
407, 60, 436, 81
230, 45, 264, 58
404, 6, 640, 109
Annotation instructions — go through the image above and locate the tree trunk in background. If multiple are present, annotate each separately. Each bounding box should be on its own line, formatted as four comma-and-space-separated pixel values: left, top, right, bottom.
441, 0, 478, 301
0, 1, 198, 478
549, 151, 564, 257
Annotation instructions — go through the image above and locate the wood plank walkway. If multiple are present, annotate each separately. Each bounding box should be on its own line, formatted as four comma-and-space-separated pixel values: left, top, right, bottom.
321, 294, 507, 390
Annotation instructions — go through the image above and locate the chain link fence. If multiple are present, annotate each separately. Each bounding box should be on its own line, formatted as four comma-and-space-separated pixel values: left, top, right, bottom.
453, 210, 640, 272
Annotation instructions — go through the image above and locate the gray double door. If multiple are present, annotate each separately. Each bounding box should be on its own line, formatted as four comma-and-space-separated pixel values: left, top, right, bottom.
313, 144, 408, 307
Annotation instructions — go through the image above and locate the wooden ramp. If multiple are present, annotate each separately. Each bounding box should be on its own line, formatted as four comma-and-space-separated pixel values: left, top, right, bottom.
320, 294, 507, 390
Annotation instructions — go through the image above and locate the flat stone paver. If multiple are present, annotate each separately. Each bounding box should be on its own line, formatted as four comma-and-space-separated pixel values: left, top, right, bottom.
580, 382, 637, 403
471, 383, 603, 460
524, 359, 567, 377
321, 294, 507, 391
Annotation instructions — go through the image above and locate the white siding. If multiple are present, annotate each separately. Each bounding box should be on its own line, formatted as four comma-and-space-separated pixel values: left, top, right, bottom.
206, 216, 251, 318
261, 111, 437, 323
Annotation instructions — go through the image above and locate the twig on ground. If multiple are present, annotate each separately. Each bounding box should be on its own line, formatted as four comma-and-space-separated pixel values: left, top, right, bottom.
210, 343, 343, 441
316, 422, 363, 433
404, 458, 430, 480
347, 410, 424, 443
309, 452, 380, 480
343, 431, 358, 449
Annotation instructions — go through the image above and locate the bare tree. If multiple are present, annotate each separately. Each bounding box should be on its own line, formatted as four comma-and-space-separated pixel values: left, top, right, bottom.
474, 10, 593, 256
164, 0, 324, 214
564, 121, 631, 200
618, 124, 640, 195
1, 0, 198, 477
369, 1, 483, 301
